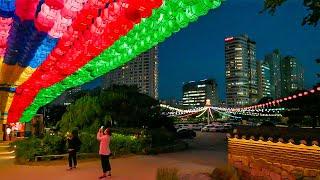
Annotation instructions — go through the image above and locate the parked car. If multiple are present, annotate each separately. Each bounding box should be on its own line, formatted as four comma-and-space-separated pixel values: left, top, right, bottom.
201, 124, 224, 132
192, 124, 203, 131
176, 128, 196, 139
259, 121, 275, 127
174, 124, 180, 129
222, 124, 233, 132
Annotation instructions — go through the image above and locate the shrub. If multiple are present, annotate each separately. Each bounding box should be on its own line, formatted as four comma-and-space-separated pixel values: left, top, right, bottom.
211, 166, 239, 180
111, 128, 145, 136
156, 168, 179, 180
11, 137, 44, 162
42, 134, 66, 155
78, 132, 99, 153
110, 133, 146, 156
79, 132, 147, 156
149, 128, 176, 147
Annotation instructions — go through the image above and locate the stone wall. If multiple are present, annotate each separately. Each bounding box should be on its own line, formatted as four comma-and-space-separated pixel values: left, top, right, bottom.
228, 137, 320, 180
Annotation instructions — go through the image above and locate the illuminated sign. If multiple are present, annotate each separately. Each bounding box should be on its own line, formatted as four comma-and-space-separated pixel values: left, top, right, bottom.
224, 37, 234, 42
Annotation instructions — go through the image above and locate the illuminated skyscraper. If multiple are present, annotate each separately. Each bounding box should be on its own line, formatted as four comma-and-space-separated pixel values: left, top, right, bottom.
281, 56, 304, 96
225, 35, 258, 107
265, 49, 282, 99
103, 47, 159, 99
257, 61, 271, 99
182, 79, 219, 108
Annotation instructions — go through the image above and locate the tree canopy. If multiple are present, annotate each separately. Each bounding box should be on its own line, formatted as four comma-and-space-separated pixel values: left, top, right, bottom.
56, 85, 172, 133
262, 0, 320, 26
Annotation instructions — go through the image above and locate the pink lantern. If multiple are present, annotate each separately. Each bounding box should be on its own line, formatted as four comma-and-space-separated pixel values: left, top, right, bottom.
35, 13, 55, 32
49, 14, 73, 38
35, 4, 60, 32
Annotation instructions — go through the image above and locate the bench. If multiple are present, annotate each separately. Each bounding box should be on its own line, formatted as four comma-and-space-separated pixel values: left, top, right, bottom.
34, 153, 98, 162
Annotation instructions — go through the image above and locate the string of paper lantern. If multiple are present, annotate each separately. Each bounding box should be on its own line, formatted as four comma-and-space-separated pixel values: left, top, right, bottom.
10, 0, 223, 122
9, 0, 164, 122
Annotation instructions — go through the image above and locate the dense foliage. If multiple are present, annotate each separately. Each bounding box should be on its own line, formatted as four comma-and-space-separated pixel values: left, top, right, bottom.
11, 132, 150, 162
282, 87, 320, 127
11, 134, 66, 163
57, 85, 171, 133
12, 86, 184, 163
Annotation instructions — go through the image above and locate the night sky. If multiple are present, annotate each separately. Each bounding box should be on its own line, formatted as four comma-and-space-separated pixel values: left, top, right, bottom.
158, 0, 320, 100
84, 0, 320, 100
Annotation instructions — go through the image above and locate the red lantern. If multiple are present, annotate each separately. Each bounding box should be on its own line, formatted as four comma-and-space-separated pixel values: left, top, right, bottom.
45, 0, 64, 10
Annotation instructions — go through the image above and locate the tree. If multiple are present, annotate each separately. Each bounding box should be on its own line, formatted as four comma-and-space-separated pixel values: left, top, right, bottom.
57, 95, 103, 133
282, 88, 320, 128
56, 85, 170, 133
258, 97, 274, 104
261, 0, 320, 26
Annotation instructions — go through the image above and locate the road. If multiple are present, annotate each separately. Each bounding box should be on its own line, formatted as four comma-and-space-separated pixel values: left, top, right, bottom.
0, 132, 227, 180
158, 132, 227, 167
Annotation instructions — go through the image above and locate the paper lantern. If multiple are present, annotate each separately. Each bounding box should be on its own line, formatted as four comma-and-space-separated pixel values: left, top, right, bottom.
7, 0, 223, 123
45, 0, 64, 10
15, 0, 40, 20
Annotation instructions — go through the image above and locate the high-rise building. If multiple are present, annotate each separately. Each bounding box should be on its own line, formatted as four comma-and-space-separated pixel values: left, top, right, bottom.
225, 35, 258, 107
52, 86, 82, 106
182, 79, 219, 108
103, 47, 159, 99
265, 49, 282, 99
281, 56, 304, 96
257, 61, 271, 99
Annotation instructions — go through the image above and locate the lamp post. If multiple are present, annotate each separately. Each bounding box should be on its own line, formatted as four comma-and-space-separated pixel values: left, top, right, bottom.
205, 99, 211, 125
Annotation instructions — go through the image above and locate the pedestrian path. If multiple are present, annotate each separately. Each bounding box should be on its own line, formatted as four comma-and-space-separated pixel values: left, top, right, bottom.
0, 155, 215, 180
0, 142, 15, 159
0, 141, 15, 167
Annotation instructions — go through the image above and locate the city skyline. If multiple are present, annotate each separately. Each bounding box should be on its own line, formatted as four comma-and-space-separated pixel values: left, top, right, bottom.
158, 0, 319, 100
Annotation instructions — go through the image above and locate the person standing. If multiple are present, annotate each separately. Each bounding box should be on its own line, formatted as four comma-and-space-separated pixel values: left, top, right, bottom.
67, 130, 82, 170
97, 127, 112, 178
6, 127, 11, 141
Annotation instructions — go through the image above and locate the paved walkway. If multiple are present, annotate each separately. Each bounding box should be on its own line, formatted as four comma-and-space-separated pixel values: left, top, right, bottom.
0, 132, 227, 180
0, 155, 217, 180
0, 141, 15, 168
